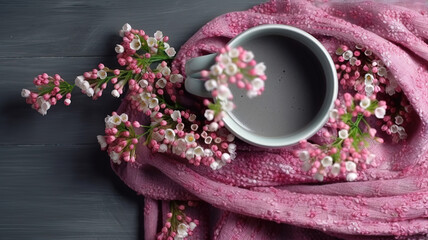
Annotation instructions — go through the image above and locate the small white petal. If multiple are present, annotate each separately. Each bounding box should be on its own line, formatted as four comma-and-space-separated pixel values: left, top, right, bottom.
338, 129, 349, 139
204, 79, 218, 91
228, 48, 240, 58
217, 85, 232, 100
21, 89, 31, 98
97, 70, 107, 80
171, 110, 181, 121
122, 23, 132, 32
204, 109, 215, 121
221, 153, 231, 162
254, 62, 266, 75
208, 122, 219, 132
154, 30, 163, 40
321, 156, 333, 167
165, 47, 176, 57
374, 107, 386, 119
345, 161, 356, 172
147, 37, 157, 47
111, 89, 120, 98
224, 63, 238, 76
130, 38, 142, 51
158, 144, 168, 153
342, 50, 353, 60
331, 163, 340, 176
360, 97, 371, 109
314, 173, 324, 181
298, 151, 310, 161
138, 80, 148, 88
395, 115, 404, 125
210, 161, 219, 170
346, 172, 358, 181
170, 74, 183, 83
115, 44, 124, 53
120, 113, 128, 122
251, 78, 264, 91
156, 78, 167, 88
242, 51, 254, 62
329, 109, 339, 119
75, 75, 85, 87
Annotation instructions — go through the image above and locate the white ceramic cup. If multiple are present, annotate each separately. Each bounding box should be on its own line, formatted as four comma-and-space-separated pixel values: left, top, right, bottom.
185, 24, 337, 148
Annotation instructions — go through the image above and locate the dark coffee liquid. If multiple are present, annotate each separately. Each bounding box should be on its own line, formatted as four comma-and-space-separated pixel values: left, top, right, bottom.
229, 35, 326, 137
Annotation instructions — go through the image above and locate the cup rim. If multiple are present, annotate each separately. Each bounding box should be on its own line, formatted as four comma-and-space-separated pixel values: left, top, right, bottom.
222, 24, 338, 148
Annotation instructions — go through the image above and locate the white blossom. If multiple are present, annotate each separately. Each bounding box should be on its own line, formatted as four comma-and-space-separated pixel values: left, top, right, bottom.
156, 78, 167, 88
346, 172, 358, 181
161, 67, 171, 76
210, 161, 219, 170
208, 122, 219, 132
329, 109, 339, 119
149, 98, 158, 108
254, 62, 266, 75
21, 88, 30, 98
189, 222, 197, 231
364, 73, 374, 84
109, 151, 121, 164
251, 78, 264, 91
228, 48, 240, 58
331, 163, 340, 176
171, 110, 181, 121
298, 151, 310, 161
170, 74, 183, 83
227, 134, 235, 142
377, 67, 387, 77
165, 129, 175, 141
246, 90, 258, 98
191, 123, 198, 131
130, 38, 142, 51
139, 80, 148, 88
349, 57, 357, 66
390, 124, 399, 133
321, 156, 333, 167
204, 79, 218, 91
185, 148, 194, 160
224, 63, 238, 76
120, 113, 128, 122
152, 131, 165, 142
177, 223, 189, 237
221, 153, 231, 162
86, 88, 94, 97
374, 107, 386, 119
204, 136, 212, 144
97, 135, 107, 149
219, 54, 232, 65
360, 97, 371, 109
147, 37, 157, 47
158, 144, 168, 153
194, 146, 204, 156
217, 85, 232, 100
111, 89, 120, 98
185, 133, 195, 143
115, 44, 124, 53
97, 70, 107, 79
204, 109, 215, 121
122, 23, 132, 32
154, 30, 163, 40
338, 129, 349, 139
176, 123, 184, 131
345, 161, 356, 172
342, 50, 353, 60
75, 75, 85, 87
64, 99, 71, 105
188, 114, 196, 122
210, 64, 223, 76
110, 115, 122, 126
165, 47, 176, 57
395, 115, 403, 125
314, 173, 324, 181
242, 51, 254, 62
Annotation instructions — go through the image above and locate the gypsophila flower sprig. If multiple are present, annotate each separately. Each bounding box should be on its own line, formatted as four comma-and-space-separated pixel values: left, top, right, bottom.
156, 201, 199, 240
296, 44, 411, 182
21, 73, 73, 115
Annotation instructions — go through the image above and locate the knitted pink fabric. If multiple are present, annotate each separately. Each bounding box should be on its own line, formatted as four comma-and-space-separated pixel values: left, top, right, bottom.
112, 0, 428, 239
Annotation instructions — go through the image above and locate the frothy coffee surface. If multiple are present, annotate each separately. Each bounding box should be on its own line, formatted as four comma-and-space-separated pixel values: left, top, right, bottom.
228, 35, 326, 137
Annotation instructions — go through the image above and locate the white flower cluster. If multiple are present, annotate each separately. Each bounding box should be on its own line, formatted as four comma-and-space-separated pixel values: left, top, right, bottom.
75, 75, 95, 97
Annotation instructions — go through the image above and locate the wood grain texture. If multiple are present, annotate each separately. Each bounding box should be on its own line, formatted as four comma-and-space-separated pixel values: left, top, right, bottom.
0, 0, 264, 239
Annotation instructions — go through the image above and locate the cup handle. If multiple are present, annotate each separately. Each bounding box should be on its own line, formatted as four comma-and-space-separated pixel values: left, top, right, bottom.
184, 53, 217, 98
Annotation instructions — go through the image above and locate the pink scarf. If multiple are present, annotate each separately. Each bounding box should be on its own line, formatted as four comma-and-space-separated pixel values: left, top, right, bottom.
113, 0, 428, 239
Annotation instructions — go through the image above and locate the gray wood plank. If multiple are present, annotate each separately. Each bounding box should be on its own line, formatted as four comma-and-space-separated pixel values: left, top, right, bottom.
0, 145, 142, 240
0, 0, 262, 58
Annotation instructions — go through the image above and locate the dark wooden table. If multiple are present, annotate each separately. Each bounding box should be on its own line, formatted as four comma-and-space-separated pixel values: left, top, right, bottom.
0, 0, 262, 239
